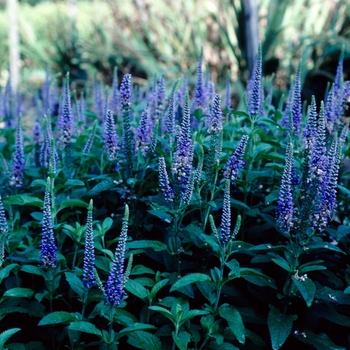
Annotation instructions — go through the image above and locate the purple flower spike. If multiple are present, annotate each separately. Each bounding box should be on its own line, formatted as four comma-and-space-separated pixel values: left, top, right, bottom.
60, 73, 73, 145
110, 67, 120, 116
159, 157, 174, 203
10, 116, 25, 188
104, 109, 118, 160
0, 195, 8, 235
291, 62, 302, 132
207, 94, 223, 135
334, 49, 344, 95
324, 84, 335, 126
93, 76, 104, 120
248, 44, 262, 119
83, 200, 96, 289
223, 135, 249, 183
106, 204, 129, 307
163, 80, 179, 136
172, 92, 193, 192
276, 142, 295, 235
303, 96, 318, 145
39, 177, 58, 268
136, 109, 151, 156
193, 49, 206, 111
220, 180, 231, 246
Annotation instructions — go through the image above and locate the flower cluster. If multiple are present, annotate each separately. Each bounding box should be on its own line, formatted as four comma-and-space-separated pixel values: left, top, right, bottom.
207, 94, 223, 135
59, 73, 73, 145
247, 44, 262, 119
104, 109, 119, 160
159, 157, 174, 203
10, 116, 25, 188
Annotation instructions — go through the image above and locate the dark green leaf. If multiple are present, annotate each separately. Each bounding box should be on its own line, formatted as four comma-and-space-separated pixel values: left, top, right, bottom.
219, 304, 245, 344
170, 273, 212, 292
125, 279, 150, 300
21, 265, 45, 277
131, 265, 155, 275
268, 305, 296, 350
65, 272, 85, 297
68, 321, 102, 338
117, 323, 157, 339
150, 279, 169, 298
127, 240, 167, 252
293, 330, 346, 350
38, 311, 78, 326
209, 341, 240, 350
271, 258, 290, 272
172, 331, 190, 350
65, 179, 85, 187
292, 276, 316, 307
240, 268, 277, 289
86, 179, 115, 196
3, 288, 34, 298
148, 209, 172, 223
336, 225, 350, 241
127, 330, 162, 350
0, 264, 18, 283
57, 199, 88, 214
0, 328, 21, 348
3, 195, 43, 208
148, 306, 175, 323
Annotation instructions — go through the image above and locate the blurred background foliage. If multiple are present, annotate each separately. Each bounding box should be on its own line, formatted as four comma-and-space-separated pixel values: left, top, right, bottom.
0, 0, 349, 100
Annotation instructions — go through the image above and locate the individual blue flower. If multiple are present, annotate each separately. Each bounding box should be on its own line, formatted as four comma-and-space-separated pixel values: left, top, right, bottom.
207, 94, 223, 135
83, 200, 96, 289
223, 135, 249, 183
220, 179, 231, 246
106, 204, 129, 306
248, 44, 262, 119
159, 157, 174, 203
10, 116, 25, 188
276, 142, 295, 235
104, 109, 118, 160
39, 177, 58, 268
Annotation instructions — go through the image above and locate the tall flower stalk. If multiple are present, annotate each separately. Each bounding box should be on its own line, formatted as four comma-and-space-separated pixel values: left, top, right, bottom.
10, 115, 25, 188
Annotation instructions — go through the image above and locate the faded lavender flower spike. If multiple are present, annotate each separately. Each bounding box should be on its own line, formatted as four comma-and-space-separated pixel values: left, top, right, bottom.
220, 179, 231, 246
60, 73, 73, 145
291, 62, 302, 132
83, 120, 97, 156
83, 200, 96, 289
224, 135, 249, 183
192, 49, 206, 111
0, 195, 8, 235
10, 116, 25, 188
104, 110, 118, 160
276, 143, 294, 235
303, 95, 318, 151
159, 157, 174, 202
39, 177, 58, 268
248, 44, 262, 119
136, 109, 151, 156
106, 204, 129, 306
207, 94, 223, 135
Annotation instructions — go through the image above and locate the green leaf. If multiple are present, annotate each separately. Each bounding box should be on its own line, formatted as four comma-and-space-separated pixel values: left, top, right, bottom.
240, 268, 277, 289
127, 240, 167, 252
0, 264, 18, 283
0, 328, 21, 348
172, 331, 190, 350
29, 179, 46, 188
298, 264, 326, 274
131, 265, 155, 275
268, 305, 296, 350
65, 272, 85, 297
208, 341, 240, 350
116, 323, 157, 340
170, 273, 212, 292
3, 288, 34, 298
219, 304, 245, 344
3, 194, 43, 208
57, 199, 88, 214
148, 306, 175, 324
65, 179, 85, 187
125, 279, 150, 300
271, 258, 291, 272
127, 330, 162, 350
148, 209, 172, 223
86, 179, 115, 196
292, 275, 316, 307
336, 225, 350, 241
181, 309, 209, 323
38, 311, 77, 326
20, 265, 45, 277
306, 243, 345, 255
337, 184, 350, 198
225, 259, 240, 278
293, 330, 346, 350
150, 279, 169, 298
68, 321, 102, 338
